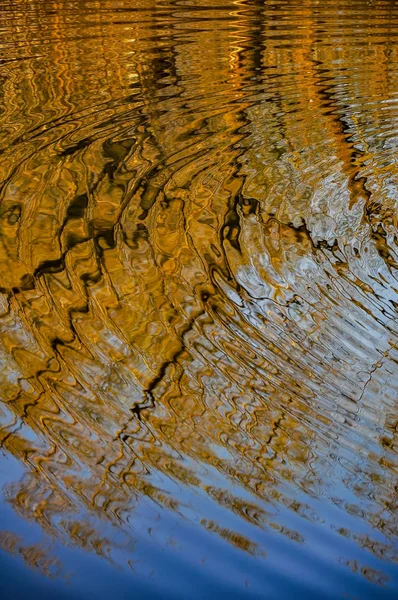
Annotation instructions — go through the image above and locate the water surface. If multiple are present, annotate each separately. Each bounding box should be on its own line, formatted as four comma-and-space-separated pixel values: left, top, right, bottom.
0, 1, 397, 598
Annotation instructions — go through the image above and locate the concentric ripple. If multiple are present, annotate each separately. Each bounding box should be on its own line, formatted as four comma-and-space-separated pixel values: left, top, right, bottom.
0, 1, 397, 598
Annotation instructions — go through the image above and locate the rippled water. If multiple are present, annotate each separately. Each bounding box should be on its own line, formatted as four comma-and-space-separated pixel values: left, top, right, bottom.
0, 1, 397, 598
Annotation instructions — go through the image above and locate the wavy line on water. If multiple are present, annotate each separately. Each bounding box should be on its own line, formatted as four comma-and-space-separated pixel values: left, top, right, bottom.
0, 0, 397, 595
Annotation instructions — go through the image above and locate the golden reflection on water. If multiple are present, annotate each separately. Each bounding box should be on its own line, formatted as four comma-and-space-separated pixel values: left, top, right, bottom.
0, 0, 397, 596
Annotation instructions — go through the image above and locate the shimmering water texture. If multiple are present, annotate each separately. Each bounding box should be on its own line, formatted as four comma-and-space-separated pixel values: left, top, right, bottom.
0, 1, 397, 598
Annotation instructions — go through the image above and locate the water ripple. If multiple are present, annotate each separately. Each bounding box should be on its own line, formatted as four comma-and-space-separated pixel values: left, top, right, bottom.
0, 1, 397, 599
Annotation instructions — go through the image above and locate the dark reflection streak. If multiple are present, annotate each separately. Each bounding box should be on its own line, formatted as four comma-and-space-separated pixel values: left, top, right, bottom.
385, 0, 395, 71
0, 420, 24, 450
0, 56, 44, 65
4, 92, 142, 150
308, 54, 372, 210
357, 342, 397, 403
369, 224, 398, 273
0, 99, 147, 212
4, 141, 136, 297
319, 245, 398, 319
130, 309, 206, 421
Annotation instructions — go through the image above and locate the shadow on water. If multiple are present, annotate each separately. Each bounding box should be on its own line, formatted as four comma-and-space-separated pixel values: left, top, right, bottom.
0, 1, 397, 598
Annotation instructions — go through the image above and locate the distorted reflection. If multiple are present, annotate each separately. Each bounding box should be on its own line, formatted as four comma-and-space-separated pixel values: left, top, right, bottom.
0, 1, 397, 598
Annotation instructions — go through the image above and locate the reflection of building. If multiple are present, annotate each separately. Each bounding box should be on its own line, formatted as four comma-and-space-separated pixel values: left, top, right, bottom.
0, 0, 397, 581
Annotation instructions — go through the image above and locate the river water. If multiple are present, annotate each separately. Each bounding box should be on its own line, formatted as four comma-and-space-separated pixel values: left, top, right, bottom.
0, 1, 397, 598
